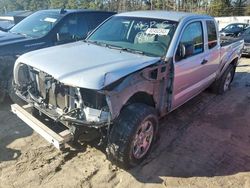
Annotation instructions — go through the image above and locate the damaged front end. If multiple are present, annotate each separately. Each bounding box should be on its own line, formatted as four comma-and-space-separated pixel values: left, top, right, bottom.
14, 63, 111, 142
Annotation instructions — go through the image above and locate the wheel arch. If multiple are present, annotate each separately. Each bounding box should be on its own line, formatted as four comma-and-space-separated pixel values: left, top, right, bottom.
126, 92, 156, 107
218, 56, 239, 79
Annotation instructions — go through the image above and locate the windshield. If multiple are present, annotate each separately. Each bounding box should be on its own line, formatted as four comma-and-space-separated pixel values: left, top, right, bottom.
10, 11, 61, 38
88, 16, 178, 57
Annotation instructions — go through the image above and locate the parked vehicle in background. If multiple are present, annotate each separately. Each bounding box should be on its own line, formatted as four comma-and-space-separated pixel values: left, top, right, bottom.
0, 11, 33, 31
0, 9, 115, 103
239, 27, 250, 56
0, 17, 14, 31
12, 11, 244, 168
220, 23, 249, 37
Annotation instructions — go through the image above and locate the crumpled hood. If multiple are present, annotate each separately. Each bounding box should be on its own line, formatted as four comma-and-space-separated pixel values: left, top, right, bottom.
16, 41, 160, 90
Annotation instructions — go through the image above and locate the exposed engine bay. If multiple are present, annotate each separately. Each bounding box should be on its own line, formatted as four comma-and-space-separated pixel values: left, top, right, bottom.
14, 63, 110, 130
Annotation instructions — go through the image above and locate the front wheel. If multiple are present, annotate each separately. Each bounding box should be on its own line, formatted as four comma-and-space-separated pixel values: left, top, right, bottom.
8, 77, 26, 105
107, 103, 158, 169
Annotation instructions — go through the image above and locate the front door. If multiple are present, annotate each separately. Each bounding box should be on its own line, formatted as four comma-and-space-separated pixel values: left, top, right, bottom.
172, 21, 213, 109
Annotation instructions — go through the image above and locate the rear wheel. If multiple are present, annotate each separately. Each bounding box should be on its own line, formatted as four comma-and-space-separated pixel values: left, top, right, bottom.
107, 103, 158, 169
212, 64, 235, 94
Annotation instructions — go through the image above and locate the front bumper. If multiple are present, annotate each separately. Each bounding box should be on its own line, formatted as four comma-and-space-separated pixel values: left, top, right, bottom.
15, 86, 110, 128
242, 43, 250, 55
11, 103, 73, 150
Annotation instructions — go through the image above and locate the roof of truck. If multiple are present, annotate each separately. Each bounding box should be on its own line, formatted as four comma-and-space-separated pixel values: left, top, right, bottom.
116, 11, 213, 22
37, 9, 116, 14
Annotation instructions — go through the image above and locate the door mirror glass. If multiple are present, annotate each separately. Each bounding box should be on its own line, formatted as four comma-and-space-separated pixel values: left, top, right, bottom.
179, 44, 186, 58
56, 32, 72, 42
175, 43, 186, 62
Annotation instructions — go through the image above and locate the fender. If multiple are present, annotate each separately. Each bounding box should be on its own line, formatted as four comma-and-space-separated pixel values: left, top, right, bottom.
216, 40, 243, 79
104, 63, 168, 119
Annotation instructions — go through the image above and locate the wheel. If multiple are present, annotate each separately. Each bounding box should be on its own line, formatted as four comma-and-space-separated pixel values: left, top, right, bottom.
107, 103, 158, 169
8, 77, 26, 105
212, 64, 235, 94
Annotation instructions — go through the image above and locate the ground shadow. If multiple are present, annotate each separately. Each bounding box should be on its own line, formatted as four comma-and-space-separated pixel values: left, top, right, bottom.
0, 97, 33, 162
125, 68, 250, 183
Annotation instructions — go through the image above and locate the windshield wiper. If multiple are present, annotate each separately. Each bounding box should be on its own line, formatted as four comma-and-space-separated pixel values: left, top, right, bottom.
120, 47, 145, 55
9, 31, 29, 37
86, 40, 149, 56
105, 44, 145, 55
86, 40, 108, 47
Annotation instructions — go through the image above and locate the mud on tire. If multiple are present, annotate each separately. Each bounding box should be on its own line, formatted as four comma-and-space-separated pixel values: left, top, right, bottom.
107, 103, 158, 169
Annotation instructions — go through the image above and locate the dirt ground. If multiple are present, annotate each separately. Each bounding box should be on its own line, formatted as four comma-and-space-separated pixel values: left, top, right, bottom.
0, 58, 250, 188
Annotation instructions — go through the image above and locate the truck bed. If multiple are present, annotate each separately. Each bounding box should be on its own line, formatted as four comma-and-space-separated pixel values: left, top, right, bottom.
220, 36, 242, 47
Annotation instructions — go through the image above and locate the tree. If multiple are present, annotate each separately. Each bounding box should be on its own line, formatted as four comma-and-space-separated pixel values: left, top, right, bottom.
0, 0, 248, 16
245, 4, 250, 16
67, 0, 78, 9
29, 0, 49, 11
233, 0, 247, 16
49, 0, 67, 9
209, 0, 233, 16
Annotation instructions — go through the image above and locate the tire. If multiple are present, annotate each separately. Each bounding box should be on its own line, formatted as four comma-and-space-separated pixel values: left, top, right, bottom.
212, 64, 235, 94
8, 77, 26, 106
107, 103, 158, 169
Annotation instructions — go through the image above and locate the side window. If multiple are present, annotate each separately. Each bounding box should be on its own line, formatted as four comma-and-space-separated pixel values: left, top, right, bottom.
76, 14, 89, 39
56, 14, 78, 42
206, 20, 218, 49
56, 13, 90, 42
87, 13, 111, 31
175, 21, 204, 62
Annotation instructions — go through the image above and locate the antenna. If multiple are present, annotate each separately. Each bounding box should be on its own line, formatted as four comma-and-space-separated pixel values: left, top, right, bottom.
60, 5, 67, 14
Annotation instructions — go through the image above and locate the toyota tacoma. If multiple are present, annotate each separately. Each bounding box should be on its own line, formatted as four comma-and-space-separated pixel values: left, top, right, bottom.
12, 11, 244, 168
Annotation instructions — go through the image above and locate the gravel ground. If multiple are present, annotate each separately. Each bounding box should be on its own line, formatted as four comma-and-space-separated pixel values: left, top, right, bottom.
0, 57, 250, 188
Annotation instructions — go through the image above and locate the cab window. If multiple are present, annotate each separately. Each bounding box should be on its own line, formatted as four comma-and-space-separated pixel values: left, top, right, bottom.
175, 21, 204, 62
56, 14, 78, 42
206, 20, 218, 49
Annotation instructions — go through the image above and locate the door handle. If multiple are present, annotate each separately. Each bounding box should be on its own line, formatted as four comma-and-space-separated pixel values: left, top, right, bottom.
201, 59, 208, 65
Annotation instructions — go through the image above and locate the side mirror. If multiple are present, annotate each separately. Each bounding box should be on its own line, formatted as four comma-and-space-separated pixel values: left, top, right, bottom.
175, 43, 186, 62
56, 33, 72, 42
179, 44, 186, 58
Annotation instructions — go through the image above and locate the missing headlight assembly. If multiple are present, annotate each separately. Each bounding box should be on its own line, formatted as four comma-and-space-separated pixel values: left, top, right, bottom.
14, 63, 111, 130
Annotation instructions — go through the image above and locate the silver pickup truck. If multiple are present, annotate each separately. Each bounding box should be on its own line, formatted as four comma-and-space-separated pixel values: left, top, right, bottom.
12, 11, 244, 168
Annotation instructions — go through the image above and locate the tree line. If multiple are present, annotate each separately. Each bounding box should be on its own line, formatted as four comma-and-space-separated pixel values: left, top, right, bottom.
0, 0, 249, 17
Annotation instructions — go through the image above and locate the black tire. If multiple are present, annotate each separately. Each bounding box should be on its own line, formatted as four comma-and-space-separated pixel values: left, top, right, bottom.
8, 78, 26, 106
212, 64, 235, 94
107, 103, 158, 169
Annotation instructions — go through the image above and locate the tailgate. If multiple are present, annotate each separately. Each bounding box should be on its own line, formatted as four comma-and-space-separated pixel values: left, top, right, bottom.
11, 104, 73, 150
